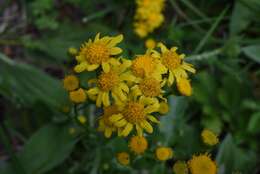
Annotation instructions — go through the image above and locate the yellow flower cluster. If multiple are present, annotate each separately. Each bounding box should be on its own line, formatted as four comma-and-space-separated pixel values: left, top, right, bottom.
63, 33, 196, 139
201, 129, 219, 146
134, 0, 165, 38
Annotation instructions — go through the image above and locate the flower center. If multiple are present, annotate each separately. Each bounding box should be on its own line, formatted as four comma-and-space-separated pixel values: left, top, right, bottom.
82, 43, 110, 64
123, 102, 145, 124
131, 55, 156, 78
139, 78, 161, 97
162, 51, 181, 70
98, 71, 119, 91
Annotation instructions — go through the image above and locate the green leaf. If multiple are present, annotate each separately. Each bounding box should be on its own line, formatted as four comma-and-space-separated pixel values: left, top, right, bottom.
230, 1, 253, 35
159, 96, 188, 144
217, 134, 257, 174
248, 112, 260, 133
242, 45, 260, 64
0, 53, 67, 107
0, 124, 77, 174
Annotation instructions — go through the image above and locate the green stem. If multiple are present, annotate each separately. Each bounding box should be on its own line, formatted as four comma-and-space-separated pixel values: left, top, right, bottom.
186, 48, 222, 62
0, 123, 27, 174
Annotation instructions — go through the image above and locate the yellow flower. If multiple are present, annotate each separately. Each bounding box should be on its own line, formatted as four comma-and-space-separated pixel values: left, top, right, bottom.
188, 154, 217, 174
77, 115, 87, 124
177, 78, 192, 96
201, 129, 219, 146
155, 146, 173, 161
131, 77, 165, 101
129, 136, 148, 154
154, 43, 196, 86
173, 161, 188, 174
109, 96, 160, 137
74, 33, 123, 73
98, 105, 120, 138
87, 59, 135, 107
145, 38, 156, 49
63, 75, 79, 91
117, 152, 130, 166
131, 51, 166, 80
134, 0, 165, 37
68, 47, 78, 56
69, 88, 87, 103
158, 102, 169, 114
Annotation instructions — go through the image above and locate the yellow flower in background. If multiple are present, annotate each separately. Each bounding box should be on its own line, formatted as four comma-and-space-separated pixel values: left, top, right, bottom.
145, 38, 156, 49
158, 102, 169, 114
109, 96, 160, 137
63, 75, 79, 91
98, 105, 120, 138
74, 33, 123, 73
69, 127, 76, 135
177, 78, 192, 96
69, 88, 87, 103
68, 47, 78, 56
129, 136, 148, 154
134, 0, 165, 37
87, 59, 135, 107
188, 154, 217, 174
154, 43, 196, 86
155, 146, 173, 161
117, 152, 130, 166
201, 129, 219, 146
131, 51, 166, 80
173, 161, 188, 174
77, 115, 87, 124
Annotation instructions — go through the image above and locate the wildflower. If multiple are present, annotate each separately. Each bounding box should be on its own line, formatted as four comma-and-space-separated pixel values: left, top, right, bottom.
74, 33, 123, 73
155, 146, 173, 161
77, 115, 87, 124
110, 96, 160, 137
134, 0, 165, 37
154, 43, 196, 86
158, 102, 169, 114
177, 78, 192, 96
87, 59, 135, 107
173, 161, 188, 174
98, 105, 120, 138
129, 136, 148, 154
145, 38, 156, 49
201, 129, 219, 146
68, 47, 78, 56
117, 152, 130, 166
69, 88, 87, 103
188, 154, 217, 174
63, 75, 79, 91
131, 51, 166, 80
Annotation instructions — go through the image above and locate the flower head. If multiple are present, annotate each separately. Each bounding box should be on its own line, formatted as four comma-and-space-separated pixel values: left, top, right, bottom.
145, 38, 156, 49
87, 59, 135, 107
63, 75, 79, 91
74, 33, 123, 73
109, 96, 160, 137
129, 136, 148, 154
98, 105, 120, 138
201, 129, 219, 146
155, 146, 173, 161
154, 43, 196, 86
188, 154, 217, 174
117, 152, 130, 166
77, 115, 87, 124
69, 88, 87, 103
173, 161, 188, 174
177, 78, 192, 96
158, 102, 169, 114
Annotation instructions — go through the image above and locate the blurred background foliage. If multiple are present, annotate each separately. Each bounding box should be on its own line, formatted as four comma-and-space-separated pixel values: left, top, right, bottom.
0, 0, 260, 173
